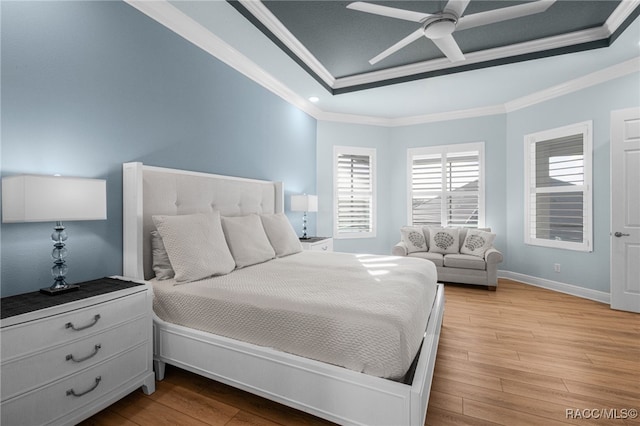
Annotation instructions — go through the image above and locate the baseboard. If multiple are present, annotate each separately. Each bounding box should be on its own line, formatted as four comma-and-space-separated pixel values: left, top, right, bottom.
498, 270, 610, 305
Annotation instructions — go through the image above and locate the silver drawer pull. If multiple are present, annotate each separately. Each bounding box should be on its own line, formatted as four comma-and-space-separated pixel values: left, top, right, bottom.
66, 344, 101, 363
66, 376, 101, 397
66, 314, 101, 331
321, 246, 328, 250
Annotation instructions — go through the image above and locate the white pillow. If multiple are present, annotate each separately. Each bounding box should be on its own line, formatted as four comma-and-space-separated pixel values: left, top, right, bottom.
222, 214, 276, 268
150, 230, 174, 280
260, 213, 302, 257
461, 229, 496, 257
400, 226, 428, 253
428, 227, 460, 254
152, 212, 235, 283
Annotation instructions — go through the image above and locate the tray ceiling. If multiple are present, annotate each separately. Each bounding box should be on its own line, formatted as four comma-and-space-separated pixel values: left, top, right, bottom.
230, 0, 639, 93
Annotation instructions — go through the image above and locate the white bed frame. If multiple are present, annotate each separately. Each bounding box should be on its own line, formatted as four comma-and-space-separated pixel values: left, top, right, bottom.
122, 162, 444, 426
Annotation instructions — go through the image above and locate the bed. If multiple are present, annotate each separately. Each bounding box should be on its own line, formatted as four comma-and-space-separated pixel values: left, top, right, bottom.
122, 162, 445, 426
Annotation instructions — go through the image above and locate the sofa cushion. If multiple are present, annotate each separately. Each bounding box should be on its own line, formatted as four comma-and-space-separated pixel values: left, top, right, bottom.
428, 227, 459, 254
461, 229, 496, 257
400, 226, 428, 253
408, 251, 444, 267
458, 228, 468, 251
444, 254, 486, 270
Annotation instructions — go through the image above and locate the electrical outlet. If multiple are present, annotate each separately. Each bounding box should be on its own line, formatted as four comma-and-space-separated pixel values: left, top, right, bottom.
554, 263, 561, 273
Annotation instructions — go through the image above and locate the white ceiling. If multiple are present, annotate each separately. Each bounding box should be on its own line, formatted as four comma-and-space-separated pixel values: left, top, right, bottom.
128, 0, 640, 124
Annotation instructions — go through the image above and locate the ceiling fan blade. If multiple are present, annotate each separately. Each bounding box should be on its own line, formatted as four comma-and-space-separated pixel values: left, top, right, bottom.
347, 2, 433, 23
443, 0, 470, 18
431, 34, 465, 62
369, 28, 425, 65
456, 0, 555, 31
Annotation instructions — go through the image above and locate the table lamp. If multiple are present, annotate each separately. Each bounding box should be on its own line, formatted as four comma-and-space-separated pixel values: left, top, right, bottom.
2, 174, 107, 295
291, 194, 317, 239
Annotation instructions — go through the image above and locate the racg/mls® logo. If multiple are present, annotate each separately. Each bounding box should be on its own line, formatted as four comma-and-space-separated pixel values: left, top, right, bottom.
566, 408, 638, 420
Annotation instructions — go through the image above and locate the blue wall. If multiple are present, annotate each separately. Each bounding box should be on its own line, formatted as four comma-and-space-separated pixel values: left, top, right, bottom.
505, 73, 640, 293
316, 122, 392, 254
1, 1, 317, 296
316, 73, 639, 295
317, 114, 507, 255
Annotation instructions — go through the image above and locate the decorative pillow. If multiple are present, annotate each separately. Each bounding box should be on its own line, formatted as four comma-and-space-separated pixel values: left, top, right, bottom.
428, 227, 460, 254
461, 229, 496, 257
222, 214, 276, 268
151, 230, 174, 280
400, 226, 428, 253
152, 212, 235, 283
260, 213, 302, 257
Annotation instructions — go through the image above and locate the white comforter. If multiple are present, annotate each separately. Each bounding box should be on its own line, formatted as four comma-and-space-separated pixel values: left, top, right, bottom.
150, 250, 438, 379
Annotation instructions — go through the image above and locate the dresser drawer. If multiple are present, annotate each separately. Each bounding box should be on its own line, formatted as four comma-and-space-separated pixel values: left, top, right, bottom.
1, 291, 147, 360
1, 343, 150, 426
308, 239, 333, 251
1, 315, 149, 400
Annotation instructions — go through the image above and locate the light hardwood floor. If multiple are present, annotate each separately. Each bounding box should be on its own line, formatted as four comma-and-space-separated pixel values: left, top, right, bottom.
80, 279, 639, 426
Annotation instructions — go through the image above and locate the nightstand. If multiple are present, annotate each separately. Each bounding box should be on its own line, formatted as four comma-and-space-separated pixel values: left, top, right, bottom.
300, 237, 333, 252
0, 276, 155, 426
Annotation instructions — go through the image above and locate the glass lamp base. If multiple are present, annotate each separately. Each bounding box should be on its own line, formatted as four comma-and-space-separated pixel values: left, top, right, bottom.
40, 284, 80, 296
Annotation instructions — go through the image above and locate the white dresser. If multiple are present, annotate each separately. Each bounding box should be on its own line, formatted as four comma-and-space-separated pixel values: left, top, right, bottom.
0, 277, 155, 426
300, 237, 333, 252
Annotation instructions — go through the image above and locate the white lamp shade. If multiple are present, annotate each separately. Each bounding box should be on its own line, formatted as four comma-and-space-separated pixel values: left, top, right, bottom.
2, 175, 107, 223
291, 194, 318, 212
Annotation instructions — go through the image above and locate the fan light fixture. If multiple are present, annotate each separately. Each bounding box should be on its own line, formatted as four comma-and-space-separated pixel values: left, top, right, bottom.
424, 16, 457, 39
347, 0, 555, 64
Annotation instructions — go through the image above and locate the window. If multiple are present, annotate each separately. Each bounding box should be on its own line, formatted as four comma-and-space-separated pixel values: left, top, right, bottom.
408, 142, 484, 228
524, 121, 592, 251
334, 146, 376, 238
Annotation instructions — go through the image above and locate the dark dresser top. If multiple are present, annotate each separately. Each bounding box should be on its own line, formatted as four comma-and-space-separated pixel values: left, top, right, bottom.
1, 277, 144, 320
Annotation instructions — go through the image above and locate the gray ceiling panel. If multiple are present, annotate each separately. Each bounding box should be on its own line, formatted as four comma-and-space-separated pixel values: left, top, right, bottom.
231, 0, 634, 90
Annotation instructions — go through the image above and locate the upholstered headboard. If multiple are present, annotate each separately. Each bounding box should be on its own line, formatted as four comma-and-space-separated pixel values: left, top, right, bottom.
122, 162, 284, 280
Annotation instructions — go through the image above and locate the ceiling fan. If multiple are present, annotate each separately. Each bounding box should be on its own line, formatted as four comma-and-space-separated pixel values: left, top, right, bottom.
347, 0, 556, 64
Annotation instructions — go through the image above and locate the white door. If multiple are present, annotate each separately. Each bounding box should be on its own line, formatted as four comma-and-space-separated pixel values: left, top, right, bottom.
610, 107, 640, 313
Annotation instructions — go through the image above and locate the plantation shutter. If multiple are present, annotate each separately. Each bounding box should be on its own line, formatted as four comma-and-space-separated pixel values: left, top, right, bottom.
336, 152, 373, 235
529, 133, 585, 243
411, 154, 442, 226
445, 152, 480, 227
410, 147, 481, 227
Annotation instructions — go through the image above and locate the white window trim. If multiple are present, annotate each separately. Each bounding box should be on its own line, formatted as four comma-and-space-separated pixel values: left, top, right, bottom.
523, 121, 593, 252
407, 142, 485, 228
333, 146, 377, 239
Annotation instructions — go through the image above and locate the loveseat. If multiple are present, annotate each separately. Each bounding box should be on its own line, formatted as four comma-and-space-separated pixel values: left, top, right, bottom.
392, 226, 503, 290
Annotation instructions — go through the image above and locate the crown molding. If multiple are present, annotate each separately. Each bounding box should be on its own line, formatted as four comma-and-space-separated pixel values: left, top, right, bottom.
124, 0, 323, 119
319, 58, 640, 127
237, 0, 335, 88
333, 26, 610, 91
605, 0, 640, 34
125, 0, 638, 129
232, 0, 637, 93
504, 57, 640, 113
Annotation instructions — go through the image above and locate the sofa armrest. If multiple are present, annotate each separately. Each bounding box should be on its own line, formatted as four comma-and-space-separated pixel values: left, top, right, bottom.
392, 242, 408, 256
484, 247, 503, 264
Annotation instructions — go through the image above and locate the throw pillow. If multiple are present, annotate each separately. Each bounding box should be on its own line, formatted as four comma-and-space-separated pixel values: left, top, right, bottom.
222, 214, 276, 268
152, 211, 236, 283
151, 230, 175, 280
400, 226, 428, 253
260, 213, 303, 257
461, 229, 496, 257
428, 227, 460, 254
